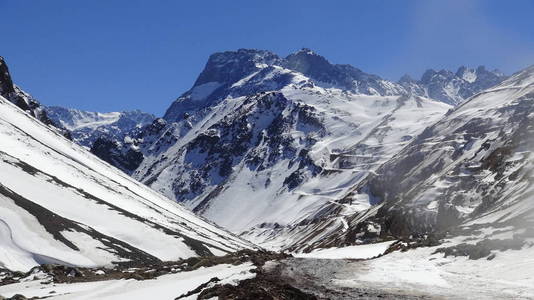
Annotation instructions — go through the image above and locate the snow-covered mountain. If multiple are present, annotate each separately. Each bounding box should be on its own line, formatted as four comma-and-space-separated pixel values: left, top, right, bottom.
162, 48, 408, 122
296, 65, 534, 252
363, 65, 534, 234
400, 65, 507, 105
92, 49, 449, 250
45, 106, 155, 148
0, 94, 254, 272
37, 49, 510, 253
44, 106, 155, 173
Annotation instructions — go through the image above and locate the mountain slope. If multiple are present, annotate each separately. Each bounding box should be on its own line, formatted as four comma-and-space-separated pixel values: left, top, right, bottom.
0, 95, 254, 272
299, 65, 534, 251
362, 65, 534, 234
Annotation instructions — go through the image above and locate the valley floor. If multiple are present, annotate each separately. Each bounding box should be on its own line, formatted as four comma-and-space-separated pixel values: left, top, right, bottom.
1, 244, 533, 299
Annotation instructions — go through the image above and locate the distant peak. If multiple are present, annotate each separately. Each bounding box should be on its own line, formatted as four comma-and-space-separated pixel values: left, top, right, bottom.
476, 65, 487, 72
285, 48, 330, 66
208, 48, 279, 63
399, 74, 416, 83
421, 69, 438, 83
455, 65, 468, 75
291, 48, 317, 56
286, 48, 326, 60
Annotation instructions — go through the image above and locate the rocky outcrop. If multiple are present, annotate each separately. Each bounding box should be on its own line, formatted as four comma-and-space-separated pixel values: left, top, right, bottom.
0, 57, 70, 137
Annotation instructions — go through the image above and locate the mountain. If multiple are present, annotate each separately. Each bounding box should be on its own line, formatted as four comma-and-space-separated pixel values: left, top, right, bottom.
44, 106, 155, 173
93, 49, 449, 250
162, 48, 408, 122
299, 65, 534, 252
363, 65, 534, 235
80, 50, 508, 186
400, 66, 507, 105
45, 106, 155, 148
0, 94, 254, 272
32, 48, 510, 251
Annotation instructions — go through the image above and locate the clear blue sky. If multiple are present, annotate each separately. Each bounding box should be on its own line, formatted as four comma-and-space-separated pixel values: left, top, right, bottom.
1, 0, 533, 115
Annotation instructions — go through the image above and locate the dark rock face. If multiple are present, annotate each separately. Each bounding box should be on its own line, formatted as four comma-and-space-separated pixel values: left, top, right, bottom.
0, 57, 15, 96
90, 117, 177, 177
195, 49, 282, 87
90, 137, 144, 173
0, 57, 52, 124
198, 275, 317, 300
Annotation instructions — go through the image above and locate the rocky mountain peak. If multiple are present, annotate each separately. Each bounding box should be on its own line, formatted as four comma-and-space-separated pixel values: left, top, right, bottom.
399, 74, 416, 83
411, 65, 508, 105
421, 68, 456, 83
193, 49, 281, 87
455, 66, 476, 82
284, 48, 333, 75
164, 48, 408, 122
420, 68, 437, 84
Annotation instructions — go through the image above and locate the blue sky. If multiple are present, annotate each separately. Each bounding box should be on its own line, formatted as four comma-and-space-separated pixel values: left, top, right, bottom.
1, 0, 533, 115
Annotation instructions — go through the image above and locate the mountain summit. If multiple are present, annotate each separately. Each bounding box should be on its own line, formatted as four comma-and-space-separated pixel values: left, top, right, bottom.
164, 48, 410, 121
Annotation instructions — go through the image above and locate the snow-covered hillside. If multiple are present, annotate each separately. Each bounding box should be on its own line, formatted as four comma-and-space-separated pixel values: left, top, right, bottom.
299, 65, 534, 252
0, 95, 253, 272
361, 65, 534, 234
